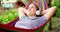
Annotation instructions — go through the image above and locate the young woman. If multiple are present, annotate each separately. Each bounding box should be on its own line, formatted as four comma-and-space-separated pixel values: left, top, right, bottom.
15, 3, 56, 29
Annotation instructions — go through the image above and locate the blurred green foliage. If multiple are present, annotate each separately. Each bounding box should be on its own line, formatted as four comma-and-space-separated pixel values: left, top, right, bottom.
44, 17, 57, 32
51, 0, 60, 18
22, 0, 30, 5
0, 0, 1, 2
0, 9, 18, 24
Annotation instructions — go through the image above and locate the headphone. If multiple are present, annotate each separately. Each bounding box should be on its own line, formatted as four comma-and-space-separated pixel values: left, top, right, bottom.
36, 8, 41, 15
36, 0, 42, 15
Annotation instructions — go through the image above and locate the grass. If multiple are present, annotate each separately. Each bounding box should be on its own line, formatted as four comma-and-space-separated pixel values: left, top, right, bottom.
43, 17, 60, 32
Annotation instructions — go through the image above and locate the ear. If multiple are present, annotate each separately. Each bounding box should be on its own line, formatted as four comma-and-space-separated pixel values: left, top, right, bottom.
36, 8, 41, 15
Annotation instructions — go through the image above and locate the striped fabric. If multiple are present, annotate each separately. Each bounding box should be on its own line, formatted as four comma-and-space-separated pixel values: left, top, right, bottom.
25, 0, 48, 10
42, 0, 48, 11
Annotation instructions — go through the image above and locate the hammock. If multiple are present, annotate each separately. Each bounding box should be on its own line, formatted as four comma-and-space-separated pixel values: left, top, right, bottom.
0, 0, 48, 32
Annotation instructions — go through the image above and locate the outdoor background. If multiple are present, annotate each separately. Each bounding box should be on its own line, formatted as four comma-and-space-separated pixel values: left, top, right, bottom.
0, 0, 60, 32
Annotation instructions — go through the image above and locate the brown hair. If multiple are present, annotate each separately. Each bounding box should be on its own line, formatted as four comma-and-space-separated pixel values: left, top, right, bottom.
32, 3, 39, 10
16, 1, 25, 7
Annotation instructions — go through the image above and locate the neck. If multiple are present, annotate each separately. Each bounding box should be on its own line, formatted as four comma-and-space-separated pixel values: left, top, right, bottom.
28, 15, 36, 18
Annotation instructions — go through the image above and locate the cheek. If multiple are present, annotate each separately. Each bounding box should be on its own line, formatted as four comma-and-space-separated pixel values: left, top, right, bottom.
31, 8, 36, 11
31, 10, 36, 14
31, 8, 36, 12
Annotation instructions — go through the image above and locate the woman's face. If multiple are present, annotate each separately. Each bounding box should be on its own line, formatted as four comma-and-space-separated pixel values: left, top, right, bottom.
27, 3, 37, 16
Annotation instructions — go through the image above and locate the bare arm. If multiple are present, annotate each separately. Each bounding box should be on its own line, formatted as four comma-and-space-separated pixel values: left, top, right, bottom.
43, 6, 57, 20
18, 7, 27, 19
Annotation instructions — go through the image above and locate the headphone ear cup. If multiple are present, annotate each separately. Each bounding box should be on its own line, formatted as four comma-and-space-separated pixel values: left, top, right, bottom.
36, 10, 40, 15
